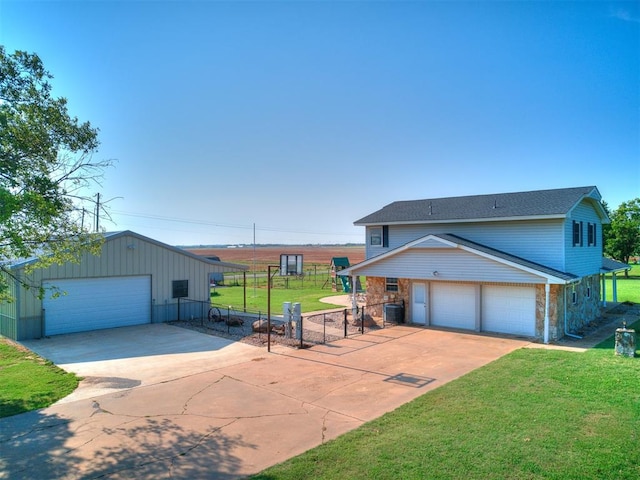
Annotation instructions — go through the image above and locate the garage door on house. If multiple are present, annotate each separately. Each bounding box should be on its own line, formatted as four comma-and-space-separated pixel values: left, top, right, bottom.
43, 276, 151, 336
430, 283, 477, 330
481, 285, 536, 337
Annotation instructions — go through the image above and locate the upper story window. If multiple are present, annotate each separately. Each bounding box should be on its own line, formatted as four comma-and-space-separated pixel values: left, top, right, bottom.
369, 226, 389, 247
587, 223, 597, 247
572, 221, 583, 247
370, 228, 382, 246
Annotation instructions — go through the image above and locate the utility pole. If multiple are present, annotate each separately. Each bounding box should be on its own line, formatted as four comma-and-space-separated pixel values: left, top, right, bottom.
95, 193, 101, 232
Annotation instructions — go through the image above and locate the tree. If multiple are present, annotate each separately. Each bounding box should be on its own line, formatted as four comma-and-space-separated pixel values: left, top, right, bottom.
1, 46, 112, 300
604, 198, 640, 276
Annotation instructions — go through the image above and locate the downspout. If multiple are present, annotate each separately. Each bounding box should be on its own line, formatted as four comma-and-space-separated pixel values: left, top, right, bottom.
563, 281, 582, 339
544, 283, 550, 344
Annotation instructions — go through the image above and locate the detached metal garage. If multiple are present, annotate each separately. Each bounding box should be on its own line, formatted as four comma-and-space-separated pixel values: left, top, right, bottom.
0, 231, 248, 340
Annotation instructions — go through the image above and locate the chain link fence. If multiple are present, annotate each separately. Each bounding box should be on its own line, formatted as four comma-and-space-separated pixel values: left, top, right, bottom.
168, 299, 405, 349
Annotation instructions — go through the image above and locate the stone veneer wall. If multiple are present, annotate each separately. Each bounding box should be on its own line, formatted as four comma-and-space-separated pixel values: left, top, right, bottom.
564, 274, 601, 335
535, 275, 601, 341
365, 277, 410, 320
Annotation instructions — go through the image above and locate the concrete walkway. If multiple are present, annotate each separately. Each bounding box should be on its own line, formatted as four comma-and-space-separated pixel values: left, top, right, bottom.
1, 325, 529, 479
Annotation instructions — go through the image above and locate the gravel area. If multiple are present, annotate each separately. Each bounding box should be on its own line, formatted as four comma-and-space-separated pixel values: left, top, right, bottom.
170, 309, 391, 349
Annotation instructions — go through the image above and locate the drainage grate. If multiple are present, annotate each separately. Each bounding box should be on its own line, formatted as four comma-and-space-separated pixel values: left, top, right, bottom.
383, 373, 435, 388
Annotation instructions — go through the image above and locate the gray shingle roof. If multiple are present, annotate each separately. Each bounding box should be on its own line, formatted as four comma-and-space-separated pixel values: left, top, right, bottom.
355, 186, 602, 225
601, 257, 631, 273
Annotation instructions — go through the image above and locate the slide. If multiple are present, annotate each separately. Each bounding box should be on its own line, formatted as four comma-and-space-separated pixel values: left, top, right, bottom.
340, 276, 351, 293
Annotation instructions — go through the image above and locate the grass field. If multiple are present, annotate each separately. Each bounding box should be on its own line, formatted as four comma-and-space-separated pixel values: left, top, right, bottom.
211, 270, 356, 313
604, 264, 639, 303
252, 317, 640, 480
0, 338, 79, 418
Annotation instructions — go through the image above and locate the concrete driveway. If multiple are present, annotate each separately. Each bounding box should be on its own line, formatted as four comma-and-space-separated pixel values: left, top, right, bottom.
2, 323, 530, 479
19, 323, 263, 402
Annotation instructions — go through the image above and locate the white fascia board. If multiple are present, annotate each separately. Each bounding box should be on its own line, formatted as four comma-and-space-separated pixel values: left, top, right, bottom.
341, 233, 570, 284
338, 235, 458, 276
355, 214, 567, 227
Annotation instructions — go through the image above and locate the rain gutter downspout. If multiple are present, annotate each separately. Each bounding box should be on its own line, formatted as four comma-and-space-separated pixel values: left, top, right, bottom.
564, 280, 582, 339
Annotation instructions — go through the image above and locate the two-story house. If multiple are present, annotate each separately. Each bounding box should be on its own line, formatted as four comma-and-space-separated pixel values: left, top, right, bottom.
339, 186, 626, 342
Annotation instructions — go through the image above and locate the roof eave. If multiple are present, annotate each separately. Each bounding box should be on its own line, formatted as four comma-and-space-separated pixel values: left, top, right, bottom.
355, 214, 567, 227
339, 234, 573, 284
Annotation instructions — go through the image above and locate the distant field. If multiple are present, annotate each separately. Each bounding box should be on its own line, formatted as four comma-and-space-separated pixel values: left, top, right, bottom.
186, 245, 366, 268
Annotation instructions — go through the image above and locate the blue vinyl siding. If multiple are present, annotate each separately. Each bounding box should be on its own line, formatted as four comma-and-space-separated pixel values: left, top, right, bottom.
367, 219, 565, 271
356, 248, 547, 283
564, 201, 604, 276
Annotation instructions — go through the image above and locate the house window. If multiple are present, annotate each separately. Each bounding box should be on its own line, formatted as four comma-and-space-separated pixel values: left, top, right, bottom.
172, 280, 188, 298
370, 226, 389, 247
370, 228, 382, 246
385, 277, 399, 292
572, 221, 583, 247
587, 223, 597, 247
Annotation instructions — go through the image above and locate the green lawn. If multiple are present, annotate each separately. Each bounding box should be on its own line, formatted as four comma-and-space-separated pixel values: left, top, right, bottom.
252, 318, 640, 479
604, 264, 640, 303
211, 275, 351, 313
0, 337, 79, 418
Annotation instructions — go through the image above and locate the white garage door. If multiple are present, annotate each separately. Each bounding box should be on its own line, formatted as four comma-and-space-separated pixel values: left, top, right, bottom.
431, 283, 476, 330
482, 286, 536, 337
43, 276, 151, 336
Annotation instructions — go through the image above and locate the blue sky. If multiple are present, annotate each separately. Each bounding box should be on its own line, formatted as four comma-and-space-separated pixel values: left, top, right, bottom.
1, 0, 638, 246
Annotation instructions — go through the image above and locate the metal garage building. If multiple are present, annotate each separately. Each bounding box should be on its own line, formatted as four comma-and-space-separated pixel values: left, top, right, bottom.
0, 231, 247, 340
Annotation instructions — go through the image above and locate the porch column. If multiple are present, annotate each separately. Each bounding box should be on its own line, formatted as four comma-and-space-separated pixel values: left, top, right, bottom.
612, 273, 618, 303
543, 283, 550, 344
351, 274, 358, 319
602, 274, 607, 307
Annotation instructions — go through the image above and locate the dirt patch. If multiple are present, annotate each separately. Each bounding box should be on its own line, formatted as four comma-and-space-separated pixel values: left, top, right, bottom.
185, 245, 365, 267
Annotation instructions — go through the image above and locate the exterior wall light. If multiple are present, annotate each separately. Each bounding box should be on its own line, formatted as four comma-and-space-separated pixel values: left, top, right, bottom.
432, 271, 439, 277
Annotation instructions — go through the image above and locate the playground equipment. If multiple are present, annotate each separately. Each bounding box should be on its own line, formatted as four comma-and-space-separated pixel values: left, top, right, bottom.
327, 257, 361, 292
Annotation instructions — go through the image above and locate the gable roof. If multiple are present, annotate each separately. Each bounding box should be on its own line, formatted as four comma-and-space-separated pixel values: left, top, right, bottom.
5, 230, 248, 272
355, 186, 608, 226
339, 233, 579, 284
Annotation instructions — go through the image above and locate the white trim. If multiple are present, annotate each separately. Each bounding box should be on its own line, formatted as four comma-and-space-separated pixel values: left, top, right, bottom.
340, 234, 571, 284
356, 214, 568, 227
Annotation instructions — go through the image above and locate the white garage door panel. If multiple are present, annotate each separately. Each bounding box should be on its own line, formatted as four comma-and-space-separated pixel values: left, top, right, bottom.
431, 283, 476, 330
44, 276, 151, 336
482, 286, 535, 336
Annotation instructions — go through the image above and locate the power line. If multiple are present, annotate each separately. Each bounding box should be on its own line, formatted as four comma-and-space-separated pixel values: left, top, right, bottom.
111, 209, 358, 237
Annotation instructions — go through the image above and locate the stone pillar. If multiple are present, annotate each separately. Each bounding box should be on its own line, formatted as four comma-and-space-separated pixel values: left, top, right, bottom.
615, 323, 636, 358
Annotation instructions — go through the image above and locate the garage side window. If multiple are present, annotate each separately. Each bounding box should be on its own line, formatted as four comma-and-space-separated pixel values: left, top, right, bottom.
172, 280, 189, 298
385, 277, 398, 292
